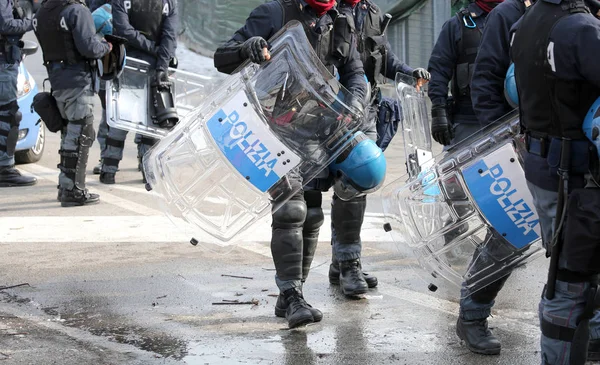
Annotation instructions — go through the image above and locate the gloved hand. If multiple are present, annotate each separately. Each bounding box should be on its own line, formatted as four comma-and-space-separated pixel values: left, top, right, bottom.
13, 6, 24, 20
431, 104, 454, 146
154, 69, 170, 88
240, 36, 270, 64
412, 68, 431, 81
169, 57, 178, 69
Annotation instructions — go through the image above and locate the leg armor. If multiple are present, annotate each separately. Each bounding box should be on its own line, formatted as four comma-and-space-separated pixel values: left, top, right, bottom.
331, 194, 367, 262
58, 116, 95, 190
0, 101, 21, 163
101, 127, 128, 173
271, 197, 307, 291
302, 190, 324, 282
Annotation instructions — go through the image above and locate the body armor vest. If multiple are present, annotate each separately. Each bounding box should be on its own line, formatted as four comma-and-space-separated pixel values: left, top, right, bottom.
356, 1, 387, 87
127, 0, 163, 42
278, 0, 352, 75
512, 0, 599, 139
451, 7, 483, 108
34, 0, 85, 65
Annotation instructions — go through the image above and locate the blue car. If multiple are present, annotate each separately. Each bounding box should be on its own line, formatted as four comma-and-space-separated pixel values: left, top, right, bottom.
15, 41, 44, 164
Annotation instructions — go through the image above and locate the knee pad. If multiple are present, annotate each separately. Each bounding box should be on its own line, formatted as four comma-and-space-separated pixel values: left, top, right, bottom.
305, 206, 324, 232
272, 200, 307, 230
75, 117, 95, 148
331, 195, 367, 243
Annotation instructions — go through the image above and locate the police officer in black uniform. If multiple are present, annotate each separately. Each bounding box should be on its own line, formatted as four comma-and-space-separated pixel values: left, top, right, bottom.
214, 0, 367, 328
512, 0, 600, 363
442, 0, 535, 355
332, 0, 429, 296
34, 0, 111, 206
428, 0, 500, 146
0, 0, 36, 187
101, 0, 178, 184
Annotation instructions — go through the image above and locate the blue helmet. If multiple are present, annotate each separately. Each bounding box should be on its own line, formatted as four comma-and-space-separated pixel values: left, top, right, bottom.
92, 3, 112, 36
504, 63, 519, 108
330, 131, 387, 201
583, 96, 600, 160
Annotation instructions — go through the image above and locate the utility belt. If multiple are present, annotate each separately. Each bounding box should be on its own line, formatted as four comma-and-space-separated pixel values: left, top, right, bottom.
525, 133, 593, 175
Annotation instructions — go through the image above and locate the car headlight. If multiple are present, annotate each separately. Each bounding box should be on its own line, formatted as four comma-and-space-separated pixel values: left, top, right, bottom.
17, 73, 31, 98
18, 128, 28, 141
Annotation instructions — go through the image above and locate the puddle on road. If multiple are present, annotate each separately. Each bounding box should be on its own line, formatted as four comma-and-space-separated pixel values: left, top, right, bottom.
40, 305, 189, 360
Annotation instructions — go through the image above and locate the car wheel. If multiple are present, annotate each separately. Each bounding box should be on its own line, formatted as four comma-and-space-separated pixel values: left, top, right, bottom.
15, 121, 45, 164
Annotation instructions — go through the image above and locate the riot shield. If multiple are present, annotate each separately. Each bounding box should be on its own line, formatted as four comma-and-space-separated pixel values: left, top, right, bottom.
106, 57, 225, 139
396, 73, 434, 179
381, 111, 544, 297
143, 22, 366, 243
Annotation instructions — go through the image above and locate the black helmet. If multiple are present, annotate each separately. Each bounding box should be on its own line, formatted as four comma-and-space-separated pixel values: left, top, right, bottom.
585, 0, 600, 16
99, 34, 127, 81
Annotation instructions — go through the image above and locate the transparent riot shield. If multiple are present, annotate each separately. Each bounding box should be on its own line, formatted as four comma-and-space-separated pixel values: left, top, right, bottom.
106, 57, 225, 139
381, 111, 544, 297
396, 73, 434, 180
143, 21, 366, 243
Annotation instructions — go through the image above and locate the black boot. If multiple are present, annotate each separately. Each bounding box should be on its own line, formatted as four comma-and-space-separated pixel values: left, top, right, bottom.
0, 166, 37, 187
100, 171, 115, 184
589, 339, 600, 361
61, 187, 100, 207
456, 318, 501, 355
329, 259, 378, 288
280, 288, 314, 328
275, 291, 323, 322
339, 259, 369, 296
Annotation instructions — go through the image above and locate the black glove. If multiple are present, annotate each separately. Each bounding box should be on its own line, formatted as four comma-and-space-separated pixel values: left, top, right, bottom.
431, 104, 454, 146
412, 68, 431, 81
154, 69, 170, 88
240, 36, 269, 64
169, 57, 178, 69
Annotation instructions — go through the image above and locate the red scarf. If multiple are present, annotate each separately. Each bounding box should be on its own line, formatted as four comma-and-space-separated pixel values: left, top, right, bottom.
305, 0, 336, 16
475, 0, 504, 13
344, 0, 361, 6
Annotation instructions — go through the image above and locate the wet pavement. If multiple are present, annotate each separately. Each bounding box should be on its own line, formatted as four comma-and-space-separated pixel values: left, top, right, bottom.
0, 33, 577, 365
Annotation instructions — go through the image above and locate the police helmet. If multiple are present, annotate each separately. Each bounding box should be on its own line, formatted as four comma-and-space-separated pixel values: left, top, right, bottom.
330, 131, 387, 201
98, 34, 127, 81
585, 0, 600, 16
504, 63, 519, 108
583, 96, 600, 160
92, 3, 112, 36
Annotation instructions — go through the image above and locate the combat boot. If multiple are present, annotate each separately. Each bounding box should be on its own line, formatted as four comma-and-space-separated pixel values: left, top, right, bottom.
588, 339, 600, 361
456, 318, 501, 355
280, 288, 314, 328
100, 171, 115, 184
0, 166, 37, 187
329, 260, 378, 288
275, 291, 323, 322
61, 188, 100, 207
339, 259, 369, 296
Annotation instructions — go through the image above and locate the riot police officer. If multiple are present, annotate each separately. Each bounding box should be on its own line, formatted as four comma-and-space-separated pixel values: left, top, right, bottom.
428, 0, 501, 146
101, 0, 178, 184
33, 0, 111, 206
447, 0, 533, 355
214, 0, 367, 328
0, 0, 36, 187
512, 0, 600, 363
332, 0, 430, 295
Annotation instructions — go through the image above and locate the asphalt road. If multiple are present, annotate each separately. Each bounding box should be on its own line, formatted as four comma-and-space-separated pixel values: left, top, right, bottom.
0, 33, 571, 365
